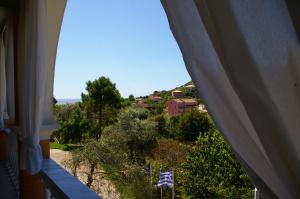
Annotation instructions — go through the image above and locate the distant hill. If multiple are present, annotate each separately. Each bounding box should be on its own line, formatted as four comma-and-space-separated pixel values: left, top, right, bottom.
57, 99, 81, 105
149, 80, 199, 99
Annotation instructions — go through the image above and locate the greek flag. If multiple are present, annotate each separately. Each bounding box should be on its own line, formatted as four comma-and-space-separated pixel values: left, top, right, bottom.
157, 170, 173, 189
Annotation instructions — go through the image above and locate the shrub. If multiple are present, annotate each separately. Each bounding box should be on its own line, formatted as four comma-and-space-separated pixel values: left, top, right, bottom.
178, 130, 254, 199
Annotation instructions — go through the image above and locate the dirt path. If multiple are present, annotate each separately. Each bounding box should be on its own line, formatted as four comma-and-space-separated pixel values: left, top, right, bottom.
50, 149, 70, 167
50, 149, 120, 199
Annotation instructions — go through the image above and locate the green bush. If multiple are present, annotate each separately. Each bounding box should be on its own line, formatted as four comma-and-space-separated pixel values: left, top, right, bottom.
178, 110, 212, 141
178, 130, 254, 199
53, 103, 88, 143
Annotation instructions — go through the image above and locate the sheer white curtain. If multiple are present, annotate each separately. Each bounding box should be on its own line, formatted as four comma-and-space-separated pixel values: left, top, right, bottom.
0, 24, 14, 134
0, 30, 6, 130
40, 0, 67, 140
17, 0, 49, 174
0, 14, 15, 135
161, 0, 300, 198
17, 0, 66, 174
5, 18, 15, 125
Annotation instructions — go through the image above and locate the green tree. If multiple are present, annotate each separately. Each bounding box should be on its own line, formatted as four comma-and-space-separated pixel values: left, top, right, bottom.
81, 76, 122, 140
66, 137, 128, 188
179, 130, 253, 199
65, 125, 153, 198
120, 94, 135, 107
178, 110, 212, 141
154, 114, 169, 138
165, 115, 180, 139
53, 103, 88, 143
117, 108, 157, 163
103, 125, 153, 198
128, 94, 135, 101
153, 139, 190, 168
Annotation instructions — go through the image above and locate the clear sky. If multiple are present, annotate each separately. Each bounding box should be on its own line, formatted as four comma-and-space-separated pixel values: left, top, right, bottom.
54, 0, 191, 99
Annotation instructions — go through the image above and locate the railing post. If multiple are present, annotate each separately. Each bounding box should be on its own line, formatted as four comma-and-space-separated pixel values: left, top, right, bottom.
40, 139, 50, 159
19, 139, 50, 199
19, 170, 45, 199
0, 131, 8, 160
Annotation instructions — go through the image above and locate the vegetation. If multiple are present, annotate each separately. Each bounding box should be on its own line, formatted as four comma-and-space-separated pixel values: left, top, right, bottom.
49, 142, 81, 151
178, 130, 254, 198
117, 108, 157, 161
178, 110, 212, 141
53, 77, 254, 198
81, 76, 122, 140
53, 103, 87, 143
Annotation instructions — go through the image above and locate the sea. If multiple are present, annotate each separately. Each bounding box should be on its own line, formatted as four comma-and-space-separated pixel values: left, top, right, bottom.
56, 99, 81, 105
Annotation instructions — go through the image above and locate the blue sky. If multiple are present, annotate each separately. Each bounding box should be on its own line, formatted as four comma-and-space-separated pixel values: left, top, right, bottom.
54, 0, 191, 99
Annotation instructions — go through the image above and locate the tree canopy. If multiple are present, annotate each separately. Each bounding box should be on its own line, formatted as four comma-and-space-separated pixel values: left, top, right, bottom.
81, 76, 122, 139
53, 103, 88, 143
178, 130, 254, 199
178, 110, 212, 141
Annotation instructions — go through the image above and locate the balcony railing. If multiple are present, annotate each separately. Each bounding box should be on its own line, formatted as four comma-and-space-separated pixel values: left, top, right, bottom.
41, 159, 101, 199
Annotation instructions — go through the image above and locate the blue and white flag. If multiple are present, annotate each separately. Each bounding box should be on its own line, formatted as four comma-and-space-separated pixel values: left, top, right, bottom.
157, 170, 173, 189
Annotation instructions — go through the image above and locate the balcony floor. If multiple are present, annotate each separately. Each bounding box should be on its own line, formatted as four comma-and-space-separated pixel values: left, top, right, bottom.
0, 161, 18, 199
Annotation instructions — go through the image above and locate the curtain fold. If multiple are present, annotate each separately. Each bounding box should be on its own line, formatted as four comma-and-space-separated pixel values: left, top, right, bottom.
40, 0, 66, 139
0, 14, 14, 134
17, 0, 66, 174
161, 0, 300, 198
17, 0, 49, 174
0, 29, 6, 130
5, 17, 15, 125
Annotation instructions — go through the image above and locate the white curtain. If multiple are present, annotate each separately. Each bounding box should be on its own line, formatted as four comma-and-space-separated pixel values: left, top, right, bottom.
17, 0, 66, 174
0, 13, 15, 134
17, 0, 49, 174
0, 29, 6, 130
161, 0, 300, 198
0, 22, 14, 134
5, 18, 15, 125
40, 0, 67, 140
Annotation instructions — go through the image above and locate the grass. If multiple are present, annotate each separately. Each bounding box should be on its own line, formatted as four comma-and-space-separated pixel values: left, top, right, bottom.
50, 142, 82, 151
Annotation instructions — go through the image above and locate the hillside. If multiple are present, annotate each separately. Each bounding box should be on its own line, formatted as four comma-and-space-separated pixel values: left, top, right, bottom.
149, 80, 200, 101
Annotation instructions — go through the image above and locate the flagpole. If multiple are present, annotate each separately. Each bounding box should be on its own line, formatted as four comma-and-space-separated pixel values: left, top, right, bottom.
160, 166, 162, 199
150, 175, 152, 199
150, 161, 152, 199
172, 171, 174, 199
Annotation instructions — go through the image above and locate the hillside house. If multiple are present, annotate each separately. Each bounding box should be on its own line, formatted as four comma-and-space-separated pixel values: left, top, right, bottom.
167, 98, 197, 116
149, 96, 161, 103
136, 101, 150, 109
172, 90, 184, 98
198, 104, 207, 112
185, 84, 195, 89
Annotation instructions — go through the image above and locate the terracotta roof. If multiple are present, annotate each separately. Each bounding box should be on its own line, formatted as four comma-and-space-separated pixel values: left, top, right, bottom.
185, 84, 195, 88
171, 98, 197, 104
172, 99, 184, 103
181, 98, 197, 103
172, 90, 183, 93
149, 96, 161, 99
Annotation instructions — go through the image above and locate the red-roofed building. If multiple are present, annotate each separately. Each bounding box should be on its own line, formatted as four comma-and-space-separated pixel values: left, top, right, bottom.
149, 96, 162, 103
172, 90, 184, 98
185, 84, 195, 89
167, 98, 197, 116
